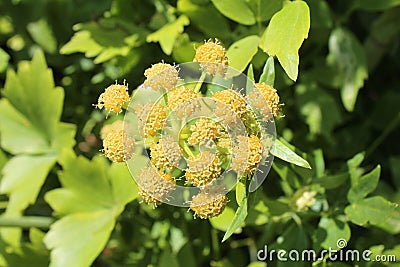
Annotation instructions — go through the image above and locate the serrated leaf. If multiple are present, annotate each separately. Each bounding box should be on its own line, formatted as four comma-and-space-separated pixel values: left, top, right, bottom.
0, 50, 76, 244
146, 15, 189, 55
259, 56, 275, 86
211, 0, 256, 25
348, 165, 380, 203
271, 139, 311, 169
44, 154, 137, 267
327, 28, 367, 111
222, 195, 247, 242
27, 19, 57, 54
344, 196, 397, 226
226, 35, 259, 74
0, 155, 56, 215
259, 1, 310, 81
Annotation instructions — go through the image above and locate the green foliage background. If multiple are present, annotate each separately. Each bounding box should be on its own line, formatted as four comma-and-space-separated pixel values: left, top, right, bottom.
0, 0, 399, 266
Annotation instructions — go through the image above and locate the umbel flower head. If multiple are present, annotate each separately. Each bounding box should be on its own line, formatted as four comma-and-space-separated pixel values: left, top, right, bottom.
194, 39, 228, 75
231, 135, 263, 176
185, 150, 221, 187
190, 185, 228, 219
102, 129, 135, 162
96, 82, 130, 114
100, 120, 124, 139
137, 167, 176, 206
248, 83, 282, 120
144, 62, 179, 91
187, 117, 220, 146
212, 89, 247, 119
167, 86, 200, 118
150, 135, 183, 170
135, 102, 166, 137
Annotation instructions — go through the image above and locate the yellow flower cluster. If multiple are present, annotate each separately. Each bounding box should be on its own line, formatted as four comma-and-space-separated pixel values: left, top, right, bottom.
135, 102, 166, 137
185, 151, 221, 187
94, 36, 282, 220
150, 135, 182, 170
144, 63, 179, 91
213, 89, 248, 119
167, 86, 200, 118
137, 167, 176, 206
187, 118, 220, 146
102, 129, 135, 163
248, 83, 281, 120
190, 185, 228, 219
194, 39, 228, 75
231, 135, 263, 176
96, 82, 130, 114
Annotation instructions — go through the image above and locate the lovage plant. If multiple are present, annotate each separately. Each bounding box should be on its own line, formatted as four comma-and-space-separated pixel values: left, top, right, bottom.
0, 0, 399, 267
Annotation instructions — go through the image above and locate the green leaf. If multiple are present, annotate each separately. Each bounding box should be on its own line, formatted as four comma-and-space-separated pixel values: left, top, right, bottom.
226, 35, 260, 74
44, 154, 137, 267
344, 196, 398, 226
314, 172, 349, 190
0, 48, 10, 73
222, 195, 247, 242
60, 19, 143, 64
209, 207, 239, 232
259, 1, 310, 81
27, 19, 57, 54
271, 139, 311, 169
259, 56, 275, 86
247, 64, 255, 82
315, 217, 350, 250
236, 181, 246, 206
211, 0, 256, 25
0, 155, 56, 216
146, 15, 190, 55
327, 28, 368, 111
247, 0, 283, 22
295, 83, 342, 139
348, 165, 380, 203
0, 50, 75, 221
177, 0, 230, 39
354, 0, 400, 11
0, 150, 7, 182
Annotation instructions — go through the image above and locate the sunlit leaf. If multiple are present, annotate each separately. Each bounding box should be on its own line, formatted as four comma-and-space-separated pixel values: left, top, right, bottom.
146, 15, 190, 55
348, 165, 380, 203
259, 56, 275, 86
271, 139, 311, 169
259, 1, 310, 81
44, 154, 137, 267
211, 0, 256, 25
27, 19, 57, 54
226, 35, 259, 74
345, 196, 397, 226
222, 195, 247, 242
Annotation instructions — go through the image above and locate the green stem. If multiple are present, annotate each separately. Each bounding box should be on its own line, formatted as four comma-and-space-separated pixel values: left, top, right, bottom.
194, 72, 206, 93
0, 216, 54, 229
211, 228, 220, 259
366, 112, 400, 157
